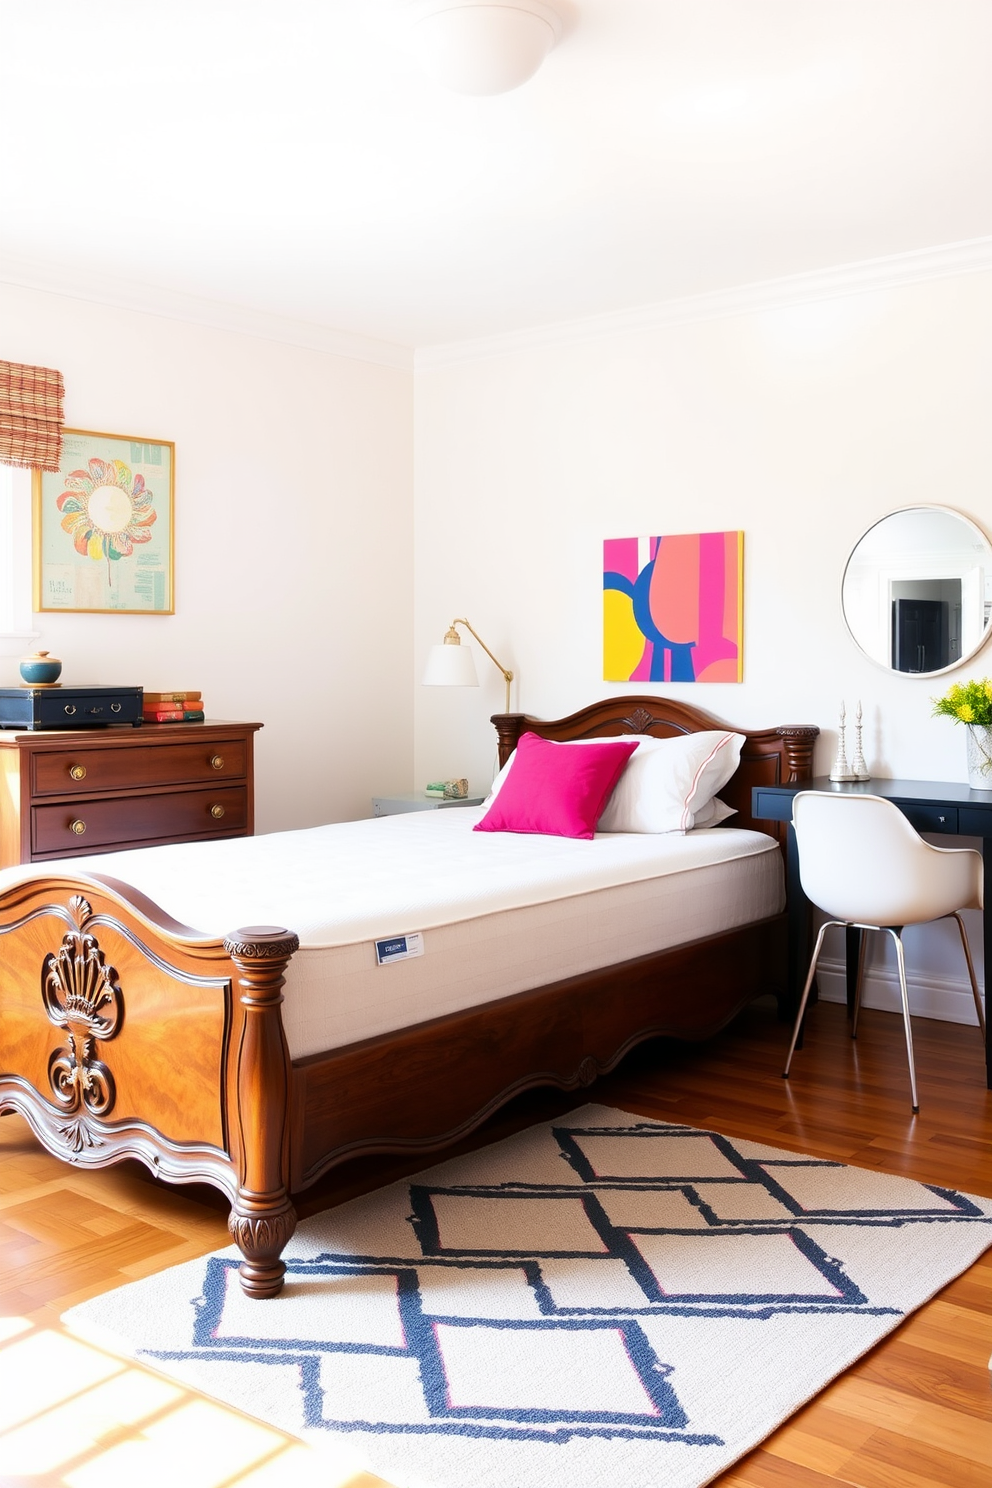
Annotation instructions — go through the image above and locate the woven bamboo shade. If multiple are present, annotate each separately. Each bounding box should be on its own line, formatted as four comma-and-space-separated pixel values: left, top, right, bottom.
0, 360, 65, 472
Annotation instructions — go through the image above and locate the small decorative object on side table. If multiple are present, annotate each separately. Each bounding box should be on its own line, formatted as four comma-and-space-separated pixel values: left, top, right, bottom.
143, 688, 206, 724
829, 699, 857, 782
19, 650, 62, 685
372, 790, 485, 817
0, 684, 144, 730
850, 699, 870, 780
425, 777, 469, 799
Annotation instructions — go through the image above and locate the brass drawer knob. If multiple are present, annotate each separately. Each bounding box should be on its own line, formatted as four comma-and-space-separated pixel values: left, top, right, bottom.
209, 803, 225, 819
70, 819, 87, 836
210, 755, 225, 771
69, 764, 87, 781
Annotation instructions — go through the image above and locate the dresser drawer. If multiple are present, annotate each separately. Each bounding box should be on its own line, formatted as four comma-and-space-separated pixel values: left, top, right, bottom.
902, 804, 958, 834
32, 785, 249, 857
31, 737, 248, 797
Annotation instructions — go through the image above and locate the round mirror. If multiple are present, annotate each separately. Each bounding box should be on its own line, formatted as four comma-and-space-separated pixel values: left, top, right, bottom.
842, 507, 992, 677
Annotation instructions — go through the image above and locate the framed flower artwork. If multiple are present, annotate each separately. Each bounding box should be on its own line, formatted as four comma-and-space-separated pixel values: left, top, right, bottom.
33, 428, 174, 614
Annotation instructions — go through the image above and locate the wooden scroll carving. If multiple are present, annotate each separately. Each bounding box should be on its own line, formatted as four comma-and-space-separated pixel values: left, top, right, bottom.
575, 1055, 599, 1087
621, 706, 656, 735
224, 925, 300, 1298
40, 895, 124, 1153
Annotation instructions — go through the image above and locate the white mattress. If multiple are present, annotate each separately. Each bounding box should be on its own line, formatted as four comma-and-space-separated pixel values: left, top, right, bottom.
4, 810, 783, 1059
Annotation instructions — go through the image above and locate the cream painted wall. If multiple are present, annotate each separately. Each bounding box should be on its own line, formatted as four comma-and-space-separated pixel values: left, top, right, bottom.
414, 270, 992, 1022
1, 282, 414, 831
3, 270, 989, 1018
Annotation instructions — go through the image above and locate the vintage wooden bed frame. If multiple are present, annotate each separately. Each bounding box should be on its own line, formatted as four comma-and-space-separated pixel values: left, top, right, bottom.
0, 696, 816, 1298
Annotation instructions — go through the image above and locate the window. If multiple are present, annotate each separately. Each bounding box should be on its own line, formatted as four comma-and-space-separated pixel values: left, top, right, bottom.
0, 463, 39, 655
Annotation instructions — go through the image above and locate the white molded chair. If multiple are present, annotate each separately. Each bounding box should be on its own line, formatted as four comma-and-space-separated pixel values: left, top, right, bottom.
783, 791, 985, 1113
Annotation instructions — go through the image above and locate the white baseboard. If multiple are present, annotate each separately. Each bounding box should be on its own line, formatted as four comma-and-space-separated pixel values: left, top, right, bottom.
815, 955, 985, 1027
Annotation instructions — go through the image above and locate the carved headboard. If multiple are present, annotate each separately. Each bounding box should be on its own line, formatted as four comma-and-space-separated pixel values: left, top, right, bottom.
491, 696, 818, 846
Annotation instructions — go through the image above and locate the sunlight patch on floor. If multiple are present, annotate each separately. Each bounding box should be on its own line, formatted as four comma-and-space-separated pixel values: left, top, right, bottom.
0, 1314, 32, 1342
1, 1365, 179, 1474
0, 1320, 391, 1488
65, 1397, 309, 1488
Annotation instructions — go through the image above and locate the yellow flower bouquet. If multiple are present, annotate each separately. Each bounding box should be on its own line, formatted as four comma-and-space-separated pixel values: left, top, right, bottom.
932, 678, 992, 726
934, 679, 992, 787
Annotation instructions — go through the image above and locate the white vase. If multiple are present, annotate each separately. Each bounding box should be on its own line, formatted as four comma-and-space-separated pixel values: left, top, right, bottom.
965, 724, 992, 789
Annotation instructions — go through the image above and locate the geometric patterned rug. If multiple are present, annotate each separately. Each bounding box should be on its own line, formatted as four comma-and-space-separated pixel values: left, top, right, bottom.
63, 1105, 992, 1488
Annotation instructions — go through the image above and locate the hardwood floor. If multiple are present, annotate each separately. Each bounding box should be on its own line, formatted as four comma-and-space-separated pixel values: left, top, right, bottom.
1, 995, 990, 1487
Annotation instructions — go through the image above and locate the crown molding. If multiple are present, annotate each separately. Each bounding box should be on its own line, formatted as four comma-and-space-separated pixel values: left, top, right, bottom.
0, 254, 414, 372
416, 237, 992, 369
2, 237, 988, 375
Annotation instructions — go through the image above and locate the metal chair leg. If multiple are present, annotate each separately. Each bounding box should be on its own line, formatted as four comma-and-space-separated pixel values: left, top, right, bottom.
784, 920, 837, 1078
951, 911, 986, 1038
886, 927, 919, 1114
851, 927, 869, 1040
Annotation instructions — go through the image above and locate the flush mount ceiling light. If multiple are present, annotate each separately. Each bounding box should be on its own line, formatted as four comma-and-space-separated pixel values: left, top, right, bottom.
405, 0, 564, 95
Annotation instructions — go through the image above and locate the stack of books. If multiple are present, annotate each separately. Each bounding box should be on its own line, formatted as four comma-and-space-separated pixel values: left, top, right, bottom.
142, 690, 205, 723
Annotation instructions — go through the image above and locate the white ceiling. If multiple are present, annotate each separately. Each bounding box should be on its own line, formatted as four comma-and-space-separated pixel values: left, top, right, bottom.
0, 0, 989, 352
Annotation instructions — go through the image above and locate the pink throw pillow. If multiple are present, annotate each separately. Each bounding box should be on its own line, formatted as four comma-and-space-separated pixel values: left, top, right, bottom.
474, 732, 638, 839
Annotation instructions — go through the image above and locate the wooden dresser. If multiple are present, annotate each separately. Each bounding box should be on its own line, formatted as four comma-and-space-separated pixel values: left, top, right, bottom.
0, 720, 262, 868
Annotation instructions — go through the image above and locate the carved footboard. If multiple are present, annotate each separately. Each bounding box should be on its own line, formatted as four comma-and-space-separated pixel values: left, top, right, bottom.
0, 873, 299, 1297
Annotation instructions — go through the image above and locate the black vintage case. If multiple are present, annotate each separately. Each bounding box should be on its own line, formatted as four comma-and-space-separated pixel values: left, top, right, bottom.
0, 686, 144, 729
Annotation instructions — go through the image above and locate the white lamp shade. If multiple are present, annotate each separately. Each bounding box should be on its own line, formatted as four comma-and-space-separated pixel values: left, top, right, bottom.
423, 641, 480, 686
407, 2, 561, 96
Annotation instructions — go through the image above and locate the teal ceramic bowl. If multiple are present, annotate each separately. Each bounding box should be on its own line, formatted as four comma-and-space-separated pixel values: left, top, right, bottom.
19, 651, 62, 685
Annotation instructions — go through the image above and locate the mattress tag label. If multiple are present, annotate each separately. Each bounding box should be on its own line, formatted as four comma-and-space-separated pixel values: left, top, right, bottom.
375, 932, 424, 966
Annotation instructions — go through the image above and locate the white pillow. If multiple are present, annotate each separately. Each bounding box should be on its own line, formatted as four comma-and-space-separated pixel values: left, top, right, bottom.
691, 795, 737, 829
486, 731, 744, 834
598, 731, 744, 832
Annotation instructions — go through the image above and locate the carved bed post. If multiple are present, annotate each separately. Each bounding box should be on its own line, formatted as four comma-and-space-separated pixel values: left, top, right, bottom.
775, 726, 820, 1023
491, 712, 527, 769
777, 726, 818, 783
224, 925, 300, 1298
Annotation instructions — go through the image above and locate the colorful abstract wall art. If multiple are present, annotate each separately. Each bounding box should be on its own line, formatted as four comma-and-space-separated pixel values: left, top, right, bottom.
603, 531, 744, 683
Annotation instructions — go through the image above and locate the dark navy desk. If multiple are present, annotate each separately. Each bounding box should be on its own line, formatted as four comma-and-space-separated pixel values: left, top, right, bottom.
752, 777, 992, 1088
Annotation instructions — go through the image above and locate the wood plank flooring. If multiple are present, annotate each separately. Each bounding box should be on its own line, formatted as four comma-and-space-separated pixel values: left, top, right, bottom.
1, 996, 990, 1487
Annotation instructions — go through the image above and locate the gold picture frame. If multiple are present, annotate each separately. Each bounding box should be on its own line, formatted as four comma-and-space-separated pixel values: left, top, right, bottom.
33, 427, 175, 615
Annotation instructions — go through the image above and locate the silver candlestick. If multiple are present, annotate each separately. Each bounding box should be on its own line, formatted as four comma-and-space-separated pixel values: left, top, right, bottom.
851, 698, 870, 780
829, 700, 857, 781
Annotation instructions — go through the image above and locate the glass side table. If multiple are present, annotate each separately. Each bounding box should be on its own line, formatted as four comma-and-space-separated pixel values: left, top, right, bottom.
372, 791, 486, 817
